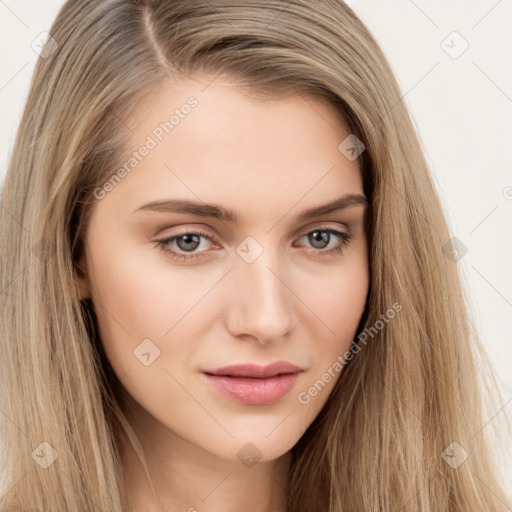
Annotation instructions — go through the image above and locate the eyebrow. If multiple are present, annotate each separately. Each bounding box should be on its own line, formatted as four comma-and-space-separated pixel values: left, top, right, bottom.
133, 193, 368, 223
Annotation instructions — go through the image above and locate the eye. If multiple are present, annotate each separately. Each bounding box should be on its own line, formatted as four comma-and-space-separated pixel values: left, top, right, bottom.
155, 229, 219, 262
294, 226, 352, 257
155, 225, 352, 262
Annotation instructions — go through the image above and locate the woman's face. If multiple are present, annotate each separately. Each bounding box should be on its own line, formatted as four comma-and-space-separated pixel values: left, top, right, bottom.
78, 75, 369, 463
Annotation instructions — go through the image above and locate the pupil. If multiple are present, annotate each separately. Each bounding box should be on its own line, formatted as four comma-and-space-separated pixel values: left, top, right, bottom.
178, 234, 200, 251
310, 230, 329, 249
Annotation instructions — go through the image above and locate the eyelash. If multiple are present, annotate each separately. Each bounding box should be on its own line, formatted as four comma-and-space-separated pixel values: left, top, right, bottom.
155, 226, 352, 262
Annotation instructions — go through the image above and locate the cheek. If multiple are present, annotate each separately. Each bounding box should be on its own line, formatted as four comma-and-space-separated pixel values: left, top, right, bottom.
292, 261, 368, 415
86, 237, 224, 370
302, 256, 369, 348
298, 260, 368, 411
328, 270, 367, 337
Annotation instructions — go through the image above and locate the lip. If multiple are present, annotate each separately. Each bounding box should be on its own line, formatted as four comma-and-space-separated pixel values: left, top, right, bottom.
202, 362, 304, 406
204, 361, 303, 378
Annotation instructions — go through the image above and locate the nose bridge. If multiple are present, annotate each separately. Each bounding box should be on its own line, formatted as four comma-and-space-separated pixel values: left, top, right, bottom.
227, 237, 293, 342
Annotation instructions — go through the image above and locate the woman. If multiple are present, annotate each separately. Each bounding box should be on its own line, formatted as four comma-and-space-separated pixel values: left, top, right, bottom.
0, 1, 510, 511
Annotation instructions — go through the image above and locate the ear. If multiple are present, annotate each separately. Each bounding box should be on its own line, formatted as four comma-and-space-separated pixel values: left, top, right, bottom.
75, 254, 90, 301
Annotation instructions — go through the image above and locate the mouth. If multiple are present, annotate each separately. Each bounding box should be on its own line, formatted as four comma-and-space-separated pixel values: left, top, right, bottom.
203, 361, 303, 378
202, 362, 304, 406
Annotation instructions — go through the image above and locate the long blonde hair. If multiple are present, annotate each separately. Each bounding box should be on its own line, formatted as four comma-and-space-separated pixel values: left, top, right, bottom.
1, 1, 510, 510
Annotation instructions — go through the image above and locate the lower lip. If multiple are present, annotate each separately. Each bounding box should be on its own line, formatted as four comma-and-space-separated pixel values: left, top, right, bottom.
202, 372, 301, 406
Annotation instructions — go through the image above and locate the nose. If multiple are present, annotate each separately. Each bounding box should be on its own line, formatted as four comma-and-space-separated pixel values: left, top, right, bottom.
224, 246, 294, 345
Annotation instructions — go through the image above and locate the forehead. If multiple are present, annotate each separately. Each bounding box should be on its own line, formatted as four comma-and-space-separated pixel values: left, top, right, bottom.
103, 76, 364, 225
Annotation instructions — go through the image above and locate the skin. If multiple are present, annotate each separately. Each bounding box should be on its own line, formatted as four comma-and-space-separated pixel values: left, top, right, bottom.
77, 74, 369, 512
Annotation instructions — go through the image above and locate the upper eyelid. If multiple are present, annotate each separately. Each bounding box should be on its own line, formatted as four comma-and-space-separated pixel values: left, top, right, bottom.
159, 220, 350, 237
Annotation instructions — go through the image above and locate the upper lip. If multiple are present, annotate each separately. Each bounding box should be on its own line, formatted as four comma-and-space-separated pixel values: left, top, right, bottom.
203, 361, 303, 378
